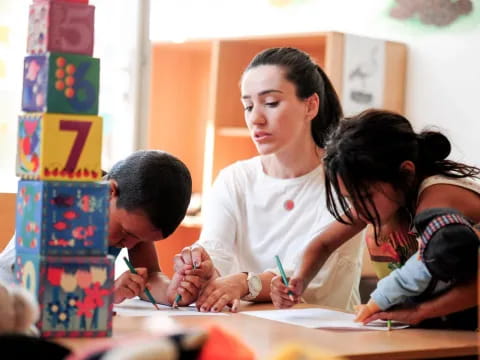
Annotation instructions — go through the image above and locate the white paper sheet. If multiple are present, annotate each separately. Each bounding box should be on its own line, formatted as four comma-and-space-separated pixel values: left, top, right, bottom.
242, 308, 409, 331
114, 298, 228, 317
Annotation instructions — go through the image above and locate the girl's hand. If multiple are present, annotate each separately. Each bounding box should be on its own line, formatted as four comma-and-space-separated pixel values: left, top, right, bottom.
354, 299, 381, 323
195, 273, 246, 313
173, 245, 215, 281
113, 267, 148, 304
270, 276, 303, 309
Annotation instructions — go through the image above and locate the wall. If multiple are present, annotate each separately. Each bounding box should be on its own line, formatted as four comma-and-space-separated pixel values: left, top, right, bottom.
150, 0, 480, 166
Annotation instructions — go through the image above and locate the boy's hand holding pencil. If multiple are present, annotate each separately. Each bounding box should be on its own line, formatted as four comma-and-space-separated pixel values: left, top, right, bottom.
122, 257, 159, 310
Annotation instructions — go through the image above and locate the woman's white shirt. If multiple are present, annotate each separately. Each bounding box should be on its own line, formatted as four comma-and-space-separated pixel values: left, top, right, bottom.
197, 157, 364, 311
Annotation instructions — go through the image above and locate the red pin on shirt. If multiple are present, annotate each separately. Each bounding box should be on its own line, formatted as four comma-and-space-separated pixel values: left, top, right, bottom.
284, 199, 294, 211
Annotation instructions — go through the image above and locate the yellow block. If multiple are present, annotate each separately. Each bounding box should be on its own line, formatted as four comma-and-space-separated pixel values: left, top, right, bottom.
17, 113, 103, 181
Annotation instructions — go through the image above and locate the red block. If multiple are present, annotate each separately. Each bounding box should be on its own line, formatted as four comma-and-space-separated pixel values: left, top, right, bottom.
27, 1, 94, 56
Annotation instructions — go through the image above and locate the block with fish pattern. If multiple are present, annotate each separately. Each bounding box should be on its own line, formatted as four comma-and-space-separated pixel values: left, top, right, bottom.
15, 253, 114, 338
15, 180, 109, 256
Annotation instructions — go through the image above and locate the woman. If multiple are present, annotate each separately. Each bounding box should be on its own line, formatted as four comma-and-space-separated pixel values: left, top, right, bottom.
175, 47, 364, 312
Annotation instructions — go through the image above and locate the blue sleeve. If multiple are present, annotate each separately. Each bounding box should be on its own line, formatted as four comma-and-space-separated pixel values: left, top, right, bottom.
371, 251, 433, 310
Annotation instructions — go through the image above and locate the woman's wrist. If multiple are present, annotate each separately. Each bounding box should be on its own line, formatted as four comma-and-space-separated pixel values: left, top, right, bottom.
413, 302, 429, 323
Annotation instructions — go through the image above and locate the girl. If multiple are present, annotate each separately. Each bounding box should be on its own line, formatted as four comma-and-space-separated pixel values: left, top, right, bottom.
272, 109, 479, 329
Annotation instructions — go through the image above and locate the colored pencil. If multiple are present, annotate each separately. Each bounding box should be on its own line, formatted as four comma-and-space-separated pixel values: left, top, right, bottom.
275, 255, 295, 302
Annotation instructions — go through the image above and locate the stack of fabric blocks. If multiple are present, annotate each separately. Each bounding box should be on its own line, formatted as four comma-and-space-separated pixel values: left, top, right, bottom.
14, 0, 114, 338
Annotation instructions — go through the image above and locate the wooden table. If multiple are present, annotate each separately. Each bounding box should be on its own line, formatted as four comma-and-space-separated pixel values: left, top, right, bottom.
57, 304, 479, 359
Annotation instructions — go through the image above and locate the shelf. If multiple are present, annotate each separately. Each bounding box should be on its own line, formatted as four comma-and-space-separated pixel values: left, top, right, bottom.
217, 127, 250, 137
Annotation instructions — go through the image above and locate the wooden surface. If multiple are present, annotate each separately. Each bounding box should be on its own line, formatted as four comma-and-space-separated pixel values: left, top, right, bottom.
0, 192, 15, 251
57, 303, 478, 360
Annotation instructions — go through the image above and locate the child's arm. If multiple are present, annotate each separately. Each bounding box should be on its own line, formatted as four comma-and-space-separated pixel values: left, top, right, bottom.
364, 279, 477, 326
368, 250, 434, 315
271, 220, 364, 308
294, 220, 365, 289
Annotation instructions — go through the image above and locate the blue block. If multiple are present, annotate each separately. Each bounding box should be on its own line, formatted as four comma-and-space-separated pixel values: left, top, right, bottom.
16, 180, 109, 256
15, 253, 114, 338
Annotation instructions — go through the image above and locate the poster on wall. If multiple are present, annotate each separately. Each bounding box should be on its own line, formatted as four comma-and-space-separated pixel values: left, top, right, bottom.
341, 34, 385, 117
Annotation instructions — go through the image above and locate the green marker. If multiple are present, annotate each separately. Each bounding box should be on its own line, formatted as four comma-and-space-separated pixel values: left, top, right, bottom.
123, 257, 159, 310
275, 255, 295, 302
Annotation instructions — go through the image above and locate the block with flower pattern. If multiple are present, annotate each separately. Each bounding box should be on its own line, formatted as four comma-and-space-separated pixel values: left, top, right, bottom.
16, 113, 102, 180
22, 53, 99, 114
28, 1, 94, 56
15, 253, 114, 338
15, 180, 109, 256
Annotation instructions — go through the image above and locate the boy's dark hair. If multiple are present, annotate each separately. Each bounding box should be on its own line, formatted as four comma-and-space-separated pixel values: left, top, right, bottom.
324, 109, 480, 241
244, 47, 343, 147
107, 150, 192, 238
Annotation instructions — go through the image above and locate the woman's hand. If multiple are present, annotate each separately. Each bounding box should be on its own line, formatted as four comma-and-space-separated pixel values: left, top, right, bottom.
270, 276, 303, 309
173, 245, 215, 281
113, 267, 148, 304
166, 266, 204, 306
363, 305, 423, 326
196, 273, 248, 313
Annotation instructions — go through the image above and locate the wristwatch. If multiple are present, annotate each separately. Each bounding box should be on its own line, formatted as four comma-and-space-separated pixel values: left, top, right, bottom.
241, 272, 262, 301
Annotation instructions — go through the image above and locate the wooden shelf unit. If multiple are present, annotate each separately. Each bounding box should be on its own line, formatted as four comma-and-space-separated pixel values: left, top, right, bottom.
147, 32, 407, 276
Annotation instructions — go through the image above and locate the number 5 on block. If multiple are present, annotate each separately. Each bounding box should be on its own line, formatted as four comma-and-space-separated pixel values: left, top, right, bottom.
16, 113, 102, 181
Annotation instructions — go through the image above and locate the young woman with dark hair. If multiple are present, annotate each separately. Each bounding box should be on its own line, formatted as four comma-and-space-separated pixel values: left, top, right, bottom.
174, 47, 364, 313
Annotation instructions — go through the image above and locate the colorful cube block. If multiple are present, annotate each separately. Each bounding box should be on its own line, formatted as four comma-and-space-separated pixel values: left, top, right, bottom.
27, 1, 94, 56
16, 113, 102, 180
15, 254, 114, 338
15, 180, 109, 256
22, 53, 99, 114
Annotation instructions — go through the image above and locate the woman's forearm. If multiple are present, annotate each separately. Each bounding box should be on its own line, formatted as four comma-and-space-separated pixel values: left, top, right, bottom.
417, 279, 477, 320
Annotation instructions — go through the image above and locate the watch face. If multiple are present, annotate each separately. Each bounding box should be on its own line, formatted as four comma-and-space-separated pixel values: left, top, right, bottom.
250, 275, 262, 292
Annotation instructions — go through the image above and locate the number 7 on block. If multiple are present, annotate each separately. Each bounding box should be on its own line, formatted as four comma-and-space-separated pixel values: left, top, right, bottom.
60, 120, 92, 173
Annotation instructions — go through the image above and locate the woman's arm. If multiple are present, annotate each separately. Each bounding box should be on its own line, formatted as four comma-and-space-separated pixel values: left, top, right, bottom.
365, 279, 478, 325
270, 220, 365, 308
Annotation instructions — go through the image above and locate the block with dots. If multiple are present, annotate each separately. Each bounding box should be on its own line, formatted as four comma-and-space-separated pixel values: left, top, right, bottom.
22, 53, 99, 115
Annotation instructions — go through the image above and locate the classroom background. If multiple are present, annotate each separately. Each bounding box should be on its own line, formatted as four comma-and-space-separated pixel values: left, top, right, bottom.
0, 0, 478, 278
